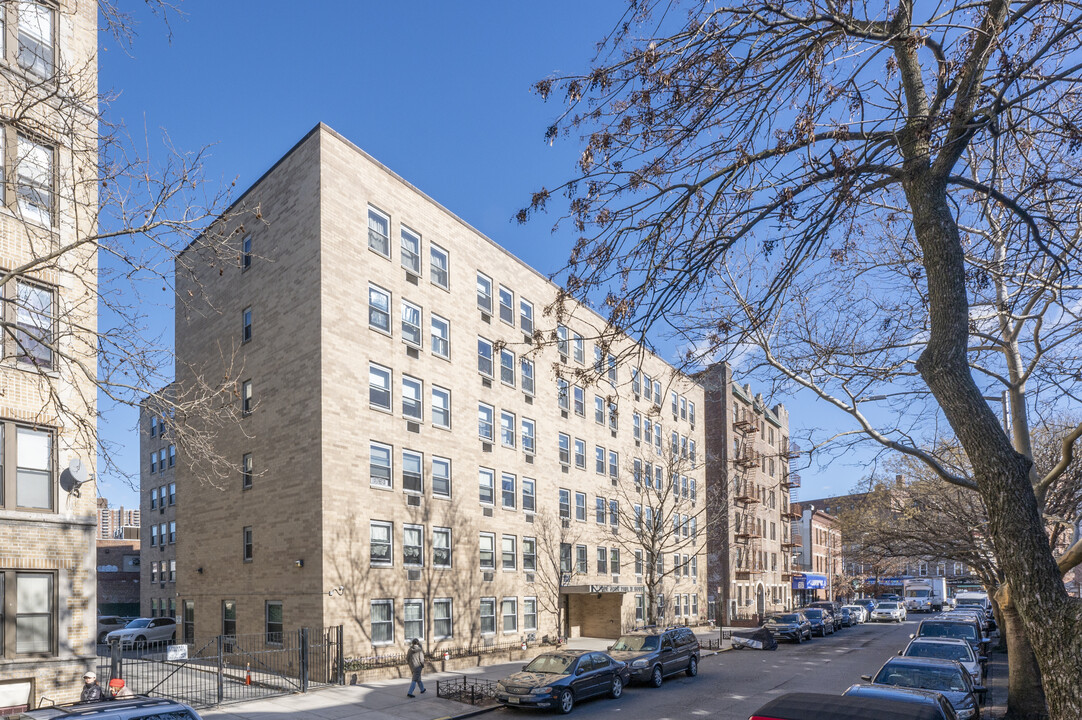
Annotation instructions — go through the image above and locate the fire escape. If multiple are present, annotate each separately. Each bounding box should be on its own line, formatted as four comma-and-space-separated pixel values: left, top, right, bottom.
732, 413, 763, 581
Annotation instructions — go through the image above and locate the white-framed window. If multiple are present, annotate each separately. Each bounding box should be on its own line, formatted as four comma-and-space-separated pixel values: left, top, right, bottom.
433, 598, 453, 640
432, 386, 451, 429
574, 439, 586, 469
370, 521, 392, 566
610, 548, 620, 574
523, 598, 537, 632
654, 424, 662, 452
521, 418, 535, 455
433, 527, 452, 568
500, 348, 515, 386
520, 299, 534, 334
242, 307, 252, 343
633, 413, 641, 441
401, 227, 421, 275
502, 535, 517, 570
403, 524, 423, 567
404, 599, 425, 640
477, 337, 494, 377
432, 456, 451, 498
369, 363, 392, 411
559, 488, 570, 519
501, 598, 518, 633
522, 478, 536, 513
574, 492, 586, 522
402, 450, 423, 494
265, 600, 283, 645
242, 453, 253, 489
557, 378, 569, 411
368, 285, 391, 333
370, 442, 392, 489
609, 451, 619, 479
521, 358, 535, 395
523, 537, 536, 571
371, 599, 394, 645
608, 402, 618, 431
498, 286, 514, 325
689, 401, 696, 426
241, 379, 253, 415
595, 446, 605, 474
242, 234, 252, 270
635, 594, 644, 623
478, 403, 494, 441
479, 532, 495, 570
671, 391, 679, 418
16, 135, 52, 227
576, 545, 588, 574
17, 2, 54, 78
573, 334, 584, 364
401, 301, 423, 348
594, 396, 604, 424
595, 496, 606, 524
558, 433, 570, 466
480, 597, 496, 635
430, 244, 449, 289
477, 273, 493, 313
479, 467, 495, 505
500, 411, 516, 448
501, 472, 516, 509
597, 547, 608, 574
402, 376, 423, 421
368, 207, 390, 257
608, 355, 617, 382
431, 314, 450, 359
609, 499, 618, 526
573, 386, 585, 417
635, 550, 643, 575
556, 325, 569, 356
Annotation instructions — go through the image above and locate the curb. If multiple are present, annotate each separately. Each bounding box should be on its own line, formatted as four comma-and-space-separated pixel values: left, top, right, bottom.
434, 704, 501, 720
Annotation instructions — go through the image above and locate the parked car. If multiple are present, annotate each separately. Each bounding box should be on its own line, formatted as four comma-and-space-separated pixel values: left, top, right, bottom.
857, 598, 878, 613
842, 604, 869, 623
752, 690, 957, 720
805, 600, 841, 614
104, 617, 177, 649
760, 612, 812, 643
16, 697, 203, 719
861, 657, 985, 719
942, 608, 993, 632
842, 685, 961, 719
606, 626, 699, 686
802, 608, 835, 636
901, 637, 986, 685
494, 650, 629, 714
95, 615, 130, 644
871, 601, 907, 623
837, 607, 856, 628
914, 616, 989, 656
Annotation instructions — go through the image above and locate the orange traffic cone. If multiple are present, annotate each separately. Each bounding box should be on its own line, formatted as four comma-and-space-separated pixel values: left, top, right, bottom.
245, 663, 251, 686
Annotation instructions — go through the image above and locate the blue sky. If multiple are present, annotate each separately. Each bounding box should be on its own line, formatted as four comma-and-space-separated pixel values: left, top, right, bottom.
96, 1, 872, 508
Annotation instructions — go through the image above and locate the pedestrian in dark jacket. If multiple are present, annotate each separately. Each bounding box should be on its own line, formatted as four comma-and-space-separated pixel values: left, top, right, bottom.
80, 672, 104, 703
406, 638, 426, 697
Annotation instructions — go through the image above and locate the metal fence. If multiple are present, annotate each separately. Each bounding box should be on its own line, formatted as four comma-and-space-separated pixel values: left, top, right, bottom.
344, 640, 528, 671
97, 626, 343, 709
435, 677, 500, 706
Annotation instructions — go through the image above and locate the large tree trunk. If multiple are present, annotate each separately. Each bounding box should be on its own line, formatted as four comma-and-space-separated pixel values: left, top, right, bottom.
908, 179, 1082, 718
999, 597, 1049, 719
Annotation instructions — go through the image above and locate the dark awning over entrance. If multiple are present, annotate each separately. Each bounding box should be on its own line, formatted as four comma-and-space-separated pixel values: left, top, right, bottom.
562, 584, 644, 594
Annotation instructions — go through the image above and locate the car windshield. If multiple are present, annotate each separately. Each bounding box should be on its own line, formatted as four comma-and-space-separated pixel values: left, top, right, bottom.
919, 622, 977, 641
878, 602, 900, 609
610, 635, 659, 652
125, 618, 151, 629
804, 609, 823, 618
524, 655, 576, 674
875, 664, 968, 693
843, 606, 861, 612
769, 614, 800, 623
906, 642, 974, 663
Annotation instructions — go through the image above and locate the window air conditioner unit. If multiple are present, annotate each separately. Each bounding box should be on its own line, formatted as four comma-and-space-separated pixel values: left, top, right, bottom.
561, 519, 570, 529
525, 573, 535, 583
526, 455, 534, 464
407, 569, 421, 581
483, 572, 494, 582
483, 507, 494, 518
482, 378, 492, 388
525, 514, 534, 523
481, 312, 491, 323
406, 495, 421, 507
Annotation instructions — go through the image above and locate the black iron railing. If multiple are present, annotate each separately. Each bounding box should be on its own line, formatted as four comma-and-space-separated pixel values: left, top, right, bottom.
436, 677, 500, 706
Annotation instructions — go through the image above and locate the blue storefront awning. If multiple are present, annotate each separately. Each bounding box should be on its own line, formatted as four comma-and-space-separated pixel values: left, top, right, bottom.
791, 573, 828, 590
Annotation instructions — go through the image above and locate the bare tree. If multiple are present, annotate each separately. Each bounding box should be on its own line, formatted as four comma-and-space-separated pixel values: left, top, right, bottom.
522, 3, 1082, 715
533, 507, 584, 642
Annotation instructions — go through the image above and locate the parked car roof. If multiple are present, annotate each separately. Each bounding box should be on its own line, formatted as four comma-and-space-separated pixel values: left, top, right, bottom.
750, 690, 952, 720
16, 696, 202, 719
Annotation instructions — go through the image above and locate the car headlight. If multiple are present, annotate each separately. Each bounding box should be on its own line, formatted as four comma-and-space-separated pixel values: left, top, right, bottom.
631, 659, 648, 668
957, 707, 976, 719
495, 682, 506, 691
536, 687, 553, 694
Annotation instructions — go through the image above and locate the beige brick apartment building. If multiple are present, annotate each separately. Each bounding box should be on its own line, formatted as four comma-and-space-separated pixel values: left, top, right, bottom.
0, 0, 99, 711
138, 387, 177, 622
171, 124, 708, 656
701, 364, 795, 624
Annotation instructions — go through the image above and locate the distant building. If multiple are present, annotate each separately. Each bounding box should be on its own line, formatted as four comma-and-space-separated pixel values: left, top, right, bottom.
96, 541, 141, 619
96, 497, 141, 540
138, 385, 177, 621
791, 506, 841, 604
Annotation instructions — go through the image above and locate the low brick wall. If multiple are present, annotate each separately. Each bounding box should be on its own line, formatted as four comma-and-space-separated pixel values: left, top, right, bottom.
346, 645, 549, 684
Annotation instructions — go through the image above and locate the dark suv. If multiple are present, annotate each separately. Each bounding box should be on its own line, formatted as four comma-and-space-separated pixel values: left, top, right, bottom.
606, 627, 700, 687
16, 697, 203, 719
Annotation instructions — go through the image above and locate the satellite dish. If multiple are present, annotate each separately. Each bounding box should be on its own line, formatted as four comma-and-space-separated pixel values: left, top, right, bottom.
60, 458, 92, 496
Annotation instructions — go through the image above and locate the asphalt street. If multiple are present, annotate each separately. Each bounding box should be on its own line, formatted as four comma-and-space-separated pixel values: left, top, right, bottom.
493, 619, 920, 720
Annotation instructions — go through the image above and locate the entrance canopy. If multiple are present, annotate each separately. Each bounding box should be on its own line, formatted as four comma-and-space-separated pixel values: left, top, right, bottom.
562, 583, 644, 595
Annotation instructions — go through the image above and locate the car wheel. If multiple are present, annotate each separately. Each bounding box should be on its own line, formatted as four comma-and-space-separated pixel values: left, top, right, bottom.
558, 689, 575, 714
97, 632, 108, 644
686, 657, 698, 677
795, 632, 802, 644
170, 632, 176, 642
135, 635, 147, 650
610, 676, 623, 699
650, 665, 664, 688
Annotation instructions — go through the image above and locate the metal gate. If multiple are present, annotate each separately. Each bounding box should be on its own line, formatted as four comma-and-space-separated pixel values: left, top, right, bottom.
97, 626, 343, 709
